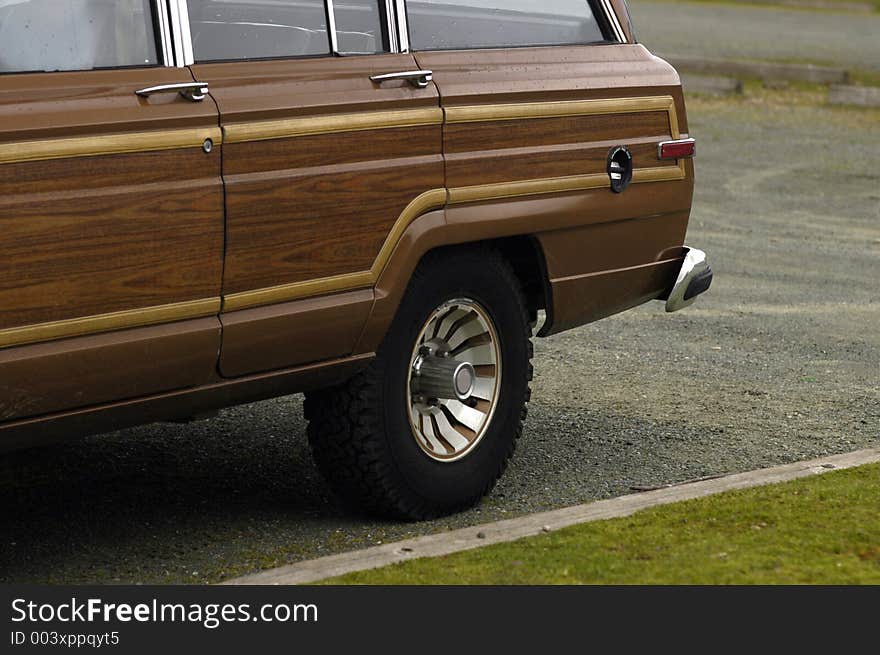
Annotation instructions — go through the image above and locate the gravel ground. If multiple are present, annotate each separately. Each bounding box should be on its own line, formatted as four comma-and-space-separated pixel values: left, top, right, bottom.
1, 90, 878, 584
628, 0, 880, 72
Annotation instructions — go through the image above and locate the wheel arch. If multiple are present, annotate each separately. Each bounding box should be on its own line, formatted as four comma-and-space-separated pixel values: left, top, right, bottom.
354, 209, 552, 354
421, 236, 549, 320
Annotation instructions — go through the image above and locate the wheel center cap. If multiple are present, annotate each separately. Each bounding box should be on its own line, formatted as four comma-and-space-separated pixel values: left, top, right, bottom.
453, 362, 475, 399
412, 355, 476, 402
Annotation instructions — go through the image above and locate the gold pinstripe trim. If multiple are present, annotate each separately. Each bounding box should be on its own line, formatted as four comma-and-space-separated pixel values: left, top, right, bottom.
445, 96, 678, 127
449, 173, 608, 204
0, 97, 677, 163
0, 298, 221, 350
666, 98, 683, 139
447, 165, 685, 205
0, 128, 223, 165
223, 271, 375, 312
222, 107, 444, 144
633, 163, 687, 183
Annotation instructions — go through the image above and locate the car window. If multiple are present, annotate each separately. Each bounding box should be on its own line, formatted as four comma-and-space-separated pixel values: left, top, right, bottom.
406, 0, 607, 51
0, 0, 159, 74
188, 0, 390, 61
334, 0, 388, 54
187, 0, 330, 61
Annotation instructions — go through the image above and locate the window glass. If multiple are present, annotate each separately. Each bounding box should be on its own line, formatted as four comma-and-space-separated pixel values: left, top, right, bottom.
187, 0, 331, 62
334, 0, 387, 54
0, 0, 158, 74
406, 0, 607, 51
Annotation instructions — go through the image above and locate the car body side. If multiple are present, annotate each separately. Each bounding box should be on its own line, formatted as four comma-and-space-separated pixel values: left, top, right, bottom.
0, 1, 695, 451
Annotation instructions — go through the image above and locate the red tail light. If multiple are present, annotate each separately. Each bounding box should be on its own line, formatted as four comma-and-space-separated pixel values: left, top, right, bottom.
658, 138, 696, 160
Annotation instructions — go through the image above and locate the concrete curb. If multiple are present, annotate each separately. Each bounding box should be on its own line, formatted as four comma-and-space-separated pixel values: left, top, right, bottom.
710, 0, 875, 9
222, 446, 880, 585
661, 54, 849, 84
829, 84, 880, 107
775, 0, 873, 10
682, 74, 744, 96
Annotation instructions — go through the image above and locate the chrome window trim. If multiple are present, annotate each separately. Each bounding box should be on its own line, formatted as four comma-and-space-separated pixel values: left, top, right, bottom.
177, 0, 196, 64
168, 0, 194, 65
167, 0, 185, 66
155, 0, 175, 66
326, 0, 340, 53
385, 0, 400, 52
598, 0, 627, 43
394, 0, 410, 52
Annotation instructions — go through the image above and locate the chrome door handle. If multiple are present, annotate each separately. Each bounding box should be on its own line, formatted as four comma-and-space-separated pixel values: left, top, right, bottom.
370, 70, 433, 89
136, 82, 209, 102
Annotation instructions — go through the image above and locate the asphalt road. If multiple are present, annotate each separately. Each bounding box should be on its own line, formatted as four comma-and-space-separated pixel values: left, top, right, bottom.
628, 0, 880, 72
1, 90, 878, 584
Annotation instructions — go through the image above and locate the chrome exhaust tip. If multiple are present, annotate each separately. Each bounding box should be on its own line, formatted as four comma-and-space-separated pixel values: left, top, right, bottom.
665, 247, 713, 313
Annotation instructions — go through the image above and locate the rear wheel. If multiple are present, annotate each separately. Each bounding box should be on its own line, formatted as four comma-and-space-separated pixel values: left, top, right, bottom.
304, 248, 533, 520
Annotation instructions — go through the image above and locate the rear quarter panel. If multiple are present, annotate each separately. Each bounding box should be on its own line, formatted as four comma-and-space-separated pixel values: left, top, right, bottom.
405, 44, 694, 336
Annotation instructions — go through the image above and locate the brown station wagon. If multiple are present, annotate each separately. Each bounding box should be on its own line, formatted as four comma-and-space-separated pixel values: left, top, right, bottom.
0, 0, 712, 518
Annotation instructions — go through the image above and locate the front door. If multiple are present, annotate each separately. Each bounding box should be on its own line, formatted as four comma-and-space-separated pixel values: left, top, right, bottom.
0, 0, 224, 425
187, 0, 445, 376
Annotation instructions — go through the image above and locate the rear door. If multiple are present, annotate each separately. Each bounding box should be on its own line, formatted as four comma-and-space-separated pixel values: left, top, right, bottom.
186, 0, 444, 376
0, 0, 224, 424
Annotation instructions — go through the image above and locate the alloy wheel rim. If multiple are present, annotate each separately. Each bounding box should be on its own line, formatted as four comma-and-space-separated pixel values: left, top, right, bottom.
406, 298, 502, 463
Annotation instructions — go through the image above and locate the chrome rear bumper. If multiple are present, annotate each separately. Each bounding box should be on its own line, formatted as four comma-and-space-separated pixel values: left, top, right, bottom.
665, 248, 713, 312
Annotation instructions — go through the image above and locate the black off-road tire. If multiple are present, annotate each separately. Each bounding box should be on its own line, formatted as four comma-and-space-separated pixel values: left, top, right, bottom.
304, 248, 533, 520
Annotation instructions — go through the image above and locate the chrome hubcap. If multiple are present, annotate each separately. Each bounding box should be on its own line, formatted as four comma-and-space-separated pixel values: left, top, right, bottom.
407, 299, 501, 462
412, 354, 476, 402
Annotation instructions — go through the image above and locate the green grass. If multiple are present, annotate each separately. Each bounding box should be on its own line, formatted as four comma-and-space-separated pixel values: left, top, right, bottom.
324, 462, 880, 584
849, 69, 880, 87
